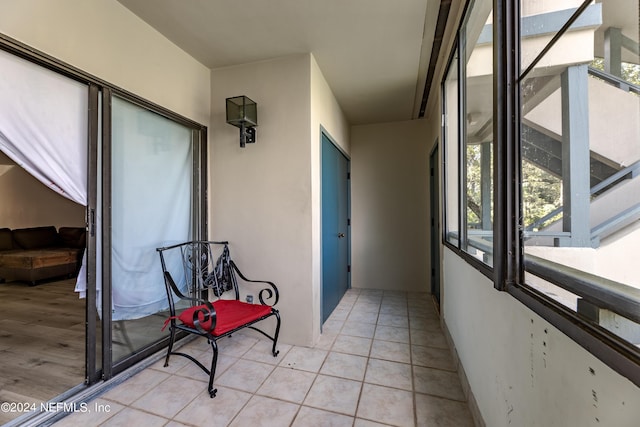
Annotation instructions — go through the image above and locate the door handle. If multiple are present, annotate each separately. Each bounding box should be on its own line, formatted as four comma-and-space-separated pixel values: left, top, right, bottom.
338, 233, 345, 238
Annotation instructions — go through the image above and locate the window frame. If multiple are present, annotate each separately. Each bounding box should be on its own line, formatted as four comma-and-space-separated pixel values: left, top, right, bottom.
441, 0, 495, 281
442, 0, 640, 388
442, 44, 460, 248
493, 0, 640, 387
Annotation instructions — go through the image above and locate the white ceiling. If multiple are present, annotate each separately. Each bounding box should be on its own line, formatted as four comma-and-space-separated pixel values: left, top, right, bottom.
116, 0, 438, 125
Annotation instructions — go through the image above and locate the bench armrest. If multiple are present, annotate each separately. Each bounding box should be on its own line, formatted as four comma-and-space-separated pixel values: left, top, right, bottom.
230, 260, 280, 307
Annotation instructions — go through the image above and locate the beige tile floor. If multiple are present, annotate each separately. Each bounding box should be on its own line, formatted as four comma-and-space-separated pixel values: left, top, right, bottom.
53, 289, 475, 427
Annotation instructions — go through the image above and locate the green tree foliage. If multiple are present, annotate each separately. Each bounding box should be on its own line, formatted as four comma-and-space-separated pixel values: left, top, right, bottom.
466, 144, 561, 231
522, 161, 562, 230
466, 144, 483, 227
591, 58, 640, 86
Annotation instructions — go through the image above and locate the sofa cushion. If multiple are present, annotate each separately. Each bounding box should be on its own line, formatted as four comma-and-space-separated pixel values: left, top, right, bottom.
58, 227, 86, 248
12, 226, 58, 249
0, 228, 13, 251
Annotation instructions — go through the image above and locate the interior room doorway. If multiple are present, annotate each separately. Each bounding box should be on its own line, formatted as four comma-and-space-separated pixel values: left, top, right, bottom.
0, 47, 89, 424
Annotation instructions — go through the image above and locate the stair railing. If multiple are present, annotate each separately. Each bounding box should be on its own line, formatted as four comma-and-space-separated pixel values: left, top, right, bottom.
525, 160, 640, 233
588, 66, 640, 95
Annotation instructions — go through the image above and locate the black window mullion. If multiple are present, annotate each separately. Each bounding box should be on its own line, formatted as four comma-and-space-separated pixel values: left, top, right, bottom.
458, 28, 468, 252
86, 83, 100, 384
192, 128, 208, 241
101, 87, 113, 380
200, 127, 209, 240
493, 0, 521, 291
441, 44, 457, 249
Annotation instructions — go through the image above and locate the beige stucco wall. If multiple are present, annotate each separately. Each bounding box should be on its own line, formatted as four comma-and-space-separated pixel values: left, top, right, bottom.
526, 77, 640, 168
210, 53, 350, 346
0, 152, 85, 229
210, 54, 314, 346
0, 0, 210, 125
521, 0, 586, 17
588, 78, 640, 166
209, 53, 350, 347
310, 54, 351, 343
443, 250, 640, 426
350, 119, 430, 292
310, 56, 350, 156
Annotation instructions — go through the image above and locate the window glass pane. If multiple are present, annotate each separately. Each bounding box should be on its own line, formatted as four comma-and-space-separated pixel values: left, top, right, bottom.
462, 0, 493, 265
444, 51, 459, 246
520, 0, 595, 73
111, 96, 193, 362
521, 0, 640, 345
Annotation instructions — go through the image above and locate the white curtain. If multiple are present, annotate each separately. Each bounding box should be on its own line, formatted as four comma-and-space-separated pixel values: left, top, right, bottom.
0, 49, 193, 321
0, 48, 89, 294
0, 49, 88, 205
111, 96, 192, 320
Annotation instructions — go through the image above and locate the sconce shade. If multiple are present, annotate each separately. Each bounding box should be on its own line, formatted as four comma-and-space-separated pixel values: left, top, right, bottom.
226, 96, 257, 128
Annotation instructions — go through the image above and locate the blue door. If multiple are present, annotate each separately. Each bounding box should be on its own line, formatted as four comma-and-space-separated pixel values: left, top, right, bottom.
322, 133, 350, 323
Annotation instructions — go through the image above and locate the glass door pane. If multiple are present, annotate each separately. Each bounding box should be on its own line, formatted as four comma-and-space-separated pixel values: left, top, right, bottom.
110, 96, 193, 363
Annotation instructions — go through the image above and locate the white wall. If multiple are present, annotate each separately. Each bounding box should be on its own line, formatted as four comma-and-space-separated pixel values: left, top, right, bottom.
351, 119, 430, 292
0, 0, 210, 125
0, 152, 85, 229
443, 250, 640, 426
210, 54, 314, 346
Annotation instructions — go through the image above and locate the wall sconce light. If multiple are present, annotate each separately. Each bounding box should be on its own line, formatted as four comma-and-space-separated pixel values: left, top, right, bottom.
226, 96, 257, 147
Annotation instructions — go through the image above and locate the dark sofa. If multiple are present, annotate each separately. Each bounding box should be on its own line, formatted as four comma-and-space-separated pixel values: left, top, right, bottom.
0, 226, 85, 285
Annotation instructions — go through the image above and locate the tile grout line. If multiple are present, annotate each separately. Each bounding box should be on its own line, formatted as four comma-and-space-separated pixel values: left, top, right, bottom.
287, 288, 358, 425
351, 291, 380, 424
97, 291, 465, 427
408, 293, 419, 427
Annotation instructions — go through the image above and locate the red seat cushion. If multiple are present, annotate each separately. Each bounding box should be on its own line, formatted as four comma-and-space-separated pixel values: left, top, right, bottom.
178, 300, 272, 336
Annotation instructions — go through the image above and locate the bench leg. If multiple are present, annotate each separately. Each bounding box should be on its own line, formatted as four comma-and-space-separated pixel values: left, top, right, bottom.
271, 311, 282, 357
208, 339, 219, 398
164, 325, 176, 368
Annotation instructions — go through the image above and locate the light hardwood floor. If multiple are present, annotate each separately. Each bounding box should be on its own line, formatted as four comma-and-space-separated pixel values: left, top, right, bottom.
0, 278, 85, 425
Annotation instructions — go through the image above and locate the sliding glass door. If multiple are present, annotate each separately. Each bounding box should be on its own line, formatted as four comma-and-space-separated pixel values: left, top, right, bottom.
109, 95, 199, 366
0, 38, 207, 425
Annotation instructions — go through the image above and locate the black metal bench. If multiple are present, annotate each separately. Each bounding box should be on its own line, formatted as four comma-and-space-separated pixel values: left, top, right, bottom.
157, 240, 281, 398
